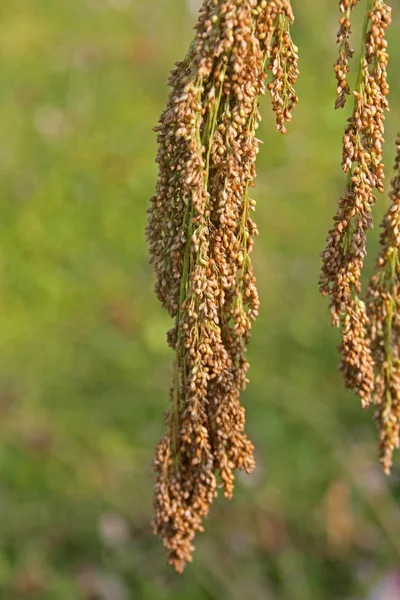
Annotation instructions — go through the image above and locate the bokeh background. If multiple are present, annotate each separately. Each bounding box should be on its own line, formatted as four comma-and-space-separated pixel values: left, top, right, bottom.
0, 0, 400, 598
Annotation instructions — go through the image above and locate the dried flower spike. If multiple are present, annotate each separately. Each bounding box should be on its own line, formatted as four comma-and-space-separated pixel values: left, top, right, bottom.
320, 0, 391, 406
366, 134, 400, 474
147, 0, 298, 572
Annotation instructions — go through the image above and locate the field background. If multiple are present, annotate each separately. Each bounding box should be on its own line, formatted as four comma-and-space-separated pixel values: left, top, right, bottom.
0, 0, 400, 598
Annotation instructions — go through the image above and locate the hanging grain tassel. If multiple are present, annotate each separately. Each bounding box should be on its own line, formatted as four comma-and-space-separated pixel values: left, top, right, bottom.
320, 0, 391, 407
146, 0, 298, 572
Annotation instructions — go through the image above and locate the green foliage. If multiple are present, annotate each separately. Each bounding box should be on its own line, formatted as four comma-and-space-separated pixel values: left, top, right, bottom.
0, 0, 399, 597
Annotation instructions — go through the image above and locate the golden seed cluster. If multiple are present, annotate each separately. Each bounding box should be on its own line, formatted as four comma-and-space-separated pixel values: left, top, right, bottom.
366, 134, 400, 474
320, 0, 391, 408
146, 0, 298, 573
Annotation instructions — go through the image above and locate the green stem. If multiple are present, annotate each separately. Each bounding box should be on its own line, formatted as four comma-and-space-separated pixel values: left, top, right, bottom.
169, 63, 228, 459
342, 0, 374, 254
345, 0, 373, 188
383, 298, 395, 417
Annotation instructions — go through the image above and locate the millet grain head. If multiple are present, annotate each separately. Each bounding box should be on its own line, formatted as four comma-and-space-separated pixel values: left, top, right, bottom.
147, 0, 299, 572
320, 0, 391, 407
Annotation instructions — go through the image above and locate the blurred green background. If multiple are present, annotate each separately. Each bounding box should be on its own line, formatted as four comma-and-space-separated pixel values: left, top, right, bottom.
0, 0, 399, 598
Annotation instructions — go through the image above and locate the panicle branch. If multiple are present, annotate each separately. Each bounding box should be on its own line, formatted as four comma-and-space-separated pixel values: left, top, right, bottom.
319, 0, 391, 407
366, 134, 400, 474
334, 0, 360, 109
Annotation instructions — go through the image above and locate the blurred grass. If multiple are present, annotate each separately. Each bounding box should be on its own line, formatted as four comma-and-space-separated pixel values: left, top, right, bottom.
0, 0, 399, 598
